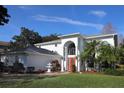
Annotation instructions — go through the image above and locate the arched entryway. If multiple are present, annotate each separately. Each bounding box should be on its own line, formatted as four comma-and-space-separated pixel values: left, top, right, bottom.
64, 41, 76, 72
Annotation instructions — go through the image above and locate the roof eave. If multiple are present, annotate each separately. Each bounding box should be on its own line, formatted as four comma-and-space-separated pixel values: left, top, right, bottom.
85, 33, 117, 40
58, 32, 81, 38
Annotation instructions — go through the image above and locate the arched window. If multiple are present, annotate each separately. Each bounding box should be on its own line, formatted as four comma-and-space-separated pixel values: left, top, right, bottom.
68, 43, 75, 55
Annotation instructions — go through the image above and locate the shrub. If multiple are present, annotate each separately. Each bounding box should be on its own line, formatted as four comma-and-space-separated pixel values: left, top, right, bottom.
0, 62, 4, 72
26, 67, 35, 73
13, 62, 25, 73
72, 64, 76, 72
104, 68, 124, 76
87, 62, 94, 67
51, 60, 61, 72
7, 66, 14, 73
116, 64, 124, 70
34, 69, 46, 74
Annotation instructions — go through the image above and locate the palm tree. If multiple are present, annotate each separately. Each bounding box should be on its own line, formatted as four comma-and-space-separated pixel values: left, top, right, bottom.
80, 40, 101, 71
97, 42, 119, 70
116, 45, 124, 64
81, 40, 119, 72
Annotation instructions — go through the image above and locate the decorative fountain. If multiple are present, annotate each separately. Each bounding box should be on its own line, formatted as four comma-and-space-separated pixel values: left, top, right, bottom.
46, 63, 52, 73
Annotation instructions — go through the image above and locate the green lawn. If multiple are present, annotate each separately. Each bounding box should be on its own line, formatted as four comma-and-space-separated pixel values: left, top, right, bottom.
0, 73, 124, 88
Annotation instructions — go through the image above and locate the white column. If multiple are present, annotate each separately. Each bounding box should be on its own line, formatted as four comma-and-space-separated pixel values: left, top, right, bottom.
77, 58, 81, 72
75, 45, 78, 71
61, 59, 64, 72
76, 58, 78, 71
65, 47, 68, 71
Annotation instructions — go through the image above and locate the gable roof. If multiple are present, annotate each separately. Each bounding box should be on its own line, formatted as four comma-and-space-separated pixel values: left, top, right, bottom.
26, 45, 58, 55
35, 39, 61, 46
3, 45, 58, 56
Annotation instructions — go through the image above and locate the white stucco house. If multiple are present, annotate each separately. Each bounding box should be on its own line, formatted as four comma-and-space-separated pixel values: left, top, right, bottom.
35, 33, 118, 72
0, 33, 118, 72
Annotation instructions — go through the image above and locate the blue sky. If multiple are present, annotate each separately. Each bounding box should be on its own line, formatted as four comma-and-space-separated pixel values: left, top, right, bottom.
0, 5, 124, 41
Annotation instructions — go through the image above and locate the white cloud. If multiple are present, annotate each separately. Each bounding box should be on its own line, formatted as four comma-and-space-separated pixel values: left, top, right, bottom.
89, 10, 107, 18
18, 5, 30, 9
32, 15, 103, 30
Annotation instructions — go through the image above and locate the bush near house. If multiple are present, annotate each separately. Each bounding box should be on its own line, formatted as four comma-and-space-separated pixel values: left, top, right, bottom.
116, 64, 124, 70
72, 64, 76, 72
26, 67, 35, 73
0, 62, 4, 72
13, 62, 25, 73
0, 62, 14, 73
51, 60, 61, 72
3, 66, 12, 73
25, 67, 46, 74
34, 69, 46, 74
104, 68, 124, 76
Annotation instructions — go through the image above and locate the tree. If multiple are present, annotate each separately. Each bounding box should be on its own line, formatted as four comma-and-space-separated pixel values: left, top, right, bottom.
101, 23, 116, 34
0, 5, 10, 26
9, 27, 60, 50
80, 40, 120, 72
117, 44, 124, 64
80, 40, 101, 71
118, 34, 124, 47
42, 33, 60, 42
97, 42, 119, 70
9, 27, 43, 50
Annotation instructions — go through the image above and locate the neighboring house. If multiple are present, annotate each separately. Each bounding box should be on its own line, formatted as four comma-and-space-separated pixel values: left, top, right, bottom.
0, 41, 9, 53
1, 45, 61, 71
0, 41, 9, 62
35, 33, 118, 72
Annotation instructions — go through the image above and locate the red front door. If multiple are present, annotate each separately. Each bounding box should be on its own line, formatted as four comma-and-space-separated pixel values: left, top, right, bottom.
68, 57, 76, 72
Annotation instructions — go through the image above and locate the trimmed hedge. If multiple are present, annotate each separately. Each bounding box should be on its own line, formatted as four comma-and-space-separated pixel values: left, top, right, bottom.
104, 68, 124, 76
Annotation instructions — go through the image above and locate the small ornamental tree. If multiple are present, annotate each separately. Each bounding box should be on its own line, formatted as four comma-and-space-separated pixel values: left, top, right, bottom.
51, 60, 61, 72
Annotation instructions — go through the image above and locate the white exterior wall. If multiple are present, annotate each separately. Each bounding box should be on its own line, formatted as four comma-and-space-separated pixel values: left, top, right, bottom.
25, 54, 61, 71
100, 38, 115, 46
1, 54, 27, 66
86, 36, 115, 46
1, 53, 61, 71
40, 43, 63, 56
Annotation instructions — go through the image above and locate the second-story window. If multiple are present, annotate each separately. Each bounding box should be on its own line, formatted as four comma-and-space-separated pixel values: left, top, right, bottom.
68, 43, 75, 55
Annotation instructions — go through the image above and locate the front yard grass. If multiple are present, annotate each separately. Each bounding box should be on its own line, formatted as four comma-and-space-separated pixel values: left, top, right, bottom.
0, 73, 124, 88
